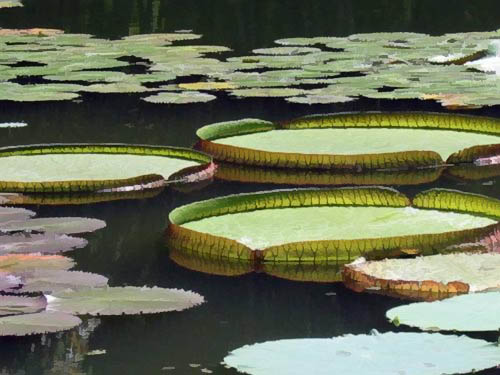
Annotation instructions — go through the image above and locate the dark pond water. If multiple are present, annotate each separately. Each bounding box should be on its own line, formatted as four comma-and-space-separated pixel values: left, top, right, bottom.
1, 1, 500, 374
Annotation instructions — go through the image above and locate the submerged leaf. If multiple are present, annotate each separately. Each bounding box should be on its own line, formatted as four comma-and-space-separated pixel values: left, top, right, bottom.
224, 332, 500, 375
0, 311, 81, 336
386, 292, 500, 331
47, 286, 205, 316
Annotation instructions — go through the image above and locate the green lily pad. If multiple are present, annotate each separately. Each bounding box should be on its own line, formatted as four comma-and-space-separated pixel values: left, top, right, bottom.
197, 113, 500, 170
16, 270, 108, 294
0, 295, 47, 316
0, 144, 212, 193
167, 187, 500, 262
142, 91, 217, 104
252, 47, 322, 55
0, 232, 88, 255
0, 206, 35, 223
0, 311, 81, 336
0, 254, 74, 272
223, 332, 500, 375
47, 286, 205, 316
344, 253, 500, 301
387, 292, 500, 331
0, 0, 22, 8
0, 217, 106, 235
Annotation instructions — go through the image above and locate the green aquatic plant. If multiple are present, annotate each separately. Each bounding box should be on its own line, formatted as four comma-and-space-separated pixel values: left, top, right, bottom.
0, 144, 213, 193
197, 113, 500, 170
344, 253, 500, 301
46, 286, 205, 316
223, 332, 500, 375
0, 311, 82, 336
386, 292, 500, 331
167, 187, 500, 263
0, 0, 22, 8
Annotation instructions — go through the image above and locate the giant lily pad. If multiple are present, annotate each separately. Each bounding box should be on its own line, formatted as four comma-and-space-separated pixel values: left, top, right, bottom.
167, 187, 500, 263
0, 144, 213, 193
46, 286, 205, 316
0, 311, 81, 336
344, 253, 500, 301
387, 292, 500, 331
223, 332, 500, 375
197, 113, 500, 170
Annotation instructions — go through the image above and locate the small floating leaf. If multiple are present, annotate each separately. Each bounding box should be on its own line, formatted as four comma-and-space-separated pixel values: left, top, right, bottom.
47, 286, 205, 316
223, 332, 500, 375
0, 0, 22, 8
0, 311, 81, 336
0, 254, 74, 272
16, 270, 108, 294
142, 91, 216, 104
0, 295, 47, 316
386, 292, 500, 331
0, 217, 106, 234
0, 206, 35, 223
0, 272, 21, 291
0, 232, 87, 255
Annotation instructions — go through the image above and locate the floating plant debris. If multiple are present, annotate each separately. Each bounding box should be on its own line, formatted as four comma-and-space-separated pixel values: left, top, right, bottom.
197, 113, 500, 170
344, 253, 500, 301
387, 292, 500, 331
0, 144, 213, 193
167, 187, 500, 263
46, 286, 205, 316
0, 311, 81, 336
223, 331, 500, 375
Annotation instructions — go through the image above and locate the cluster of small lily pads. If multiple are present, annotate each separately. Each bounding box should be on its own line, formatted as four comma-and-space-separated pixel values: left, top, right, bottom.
0, 205, 205, 336
0, 27, 500, 108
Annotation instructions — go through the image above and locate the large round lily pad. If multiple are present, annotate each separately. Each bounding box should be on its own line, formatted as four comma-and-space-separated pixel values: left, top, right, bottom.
223, 331, 500, 375
0, 311, 81, 336
47, 286, 205, 316
167, 187, 500, 263
387, 292, 500, 331
197, 113, 500, 170
0, 144, 213, 193
344, 253, 500, 301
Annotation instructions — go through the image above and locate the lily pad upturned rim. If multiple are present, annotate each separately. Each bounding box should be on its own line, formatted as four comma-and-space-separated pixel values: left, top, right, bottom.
167, 187, 500, 263
196, 112, 500, 170
0, 143, 213, 193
